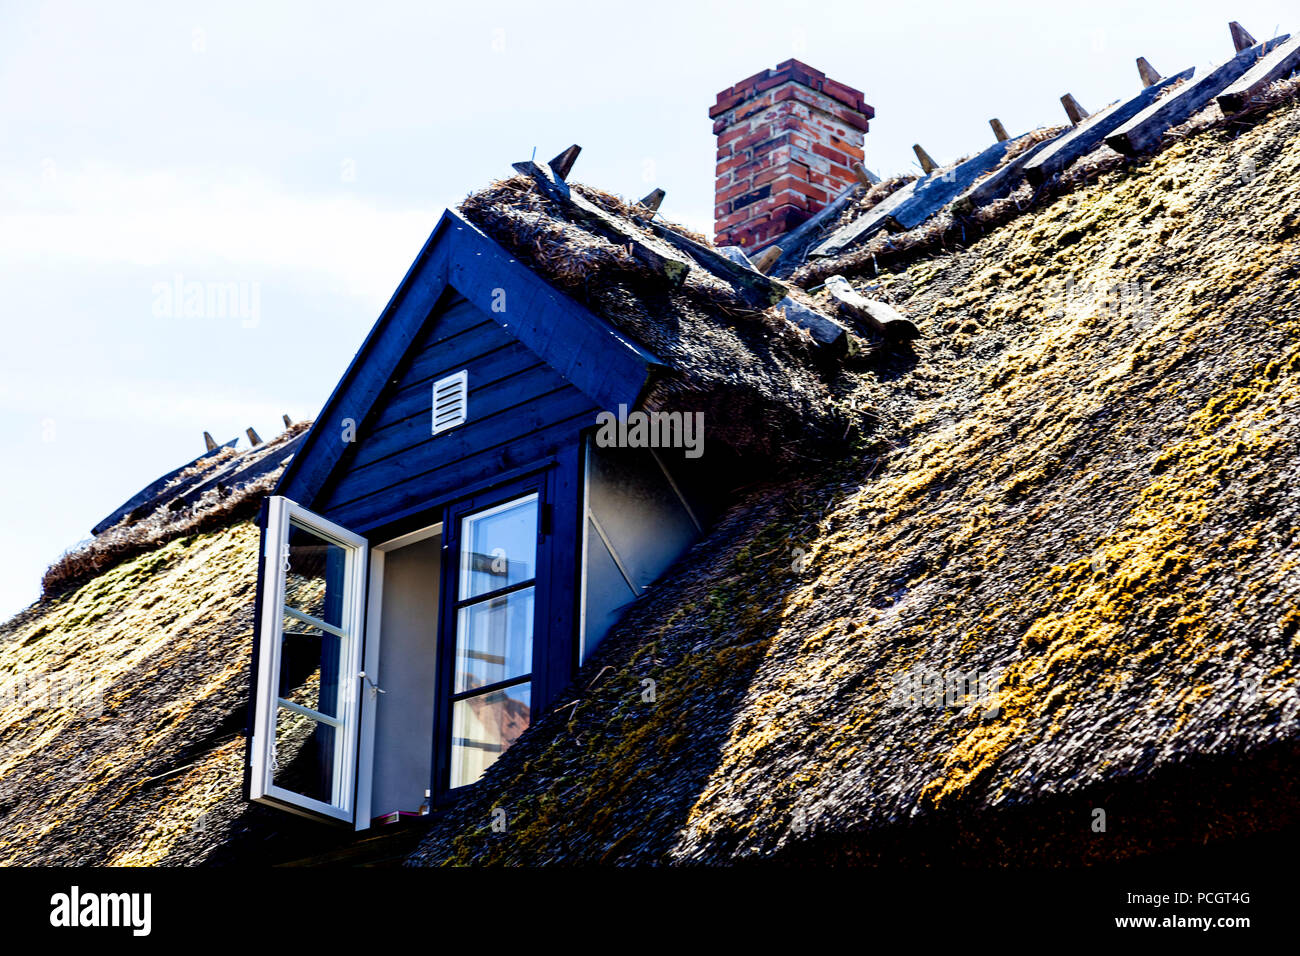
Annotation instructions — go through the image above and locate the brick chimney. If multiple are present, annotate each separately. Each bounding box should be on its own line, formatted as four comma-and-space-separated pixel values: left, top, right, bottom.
710, 60, 874, 249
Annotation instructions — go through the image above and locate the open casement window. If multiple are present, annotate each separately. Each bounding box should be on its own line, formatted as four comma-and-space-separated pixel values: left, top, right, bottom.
250, 496, 367, 823
441, 489, 544, 792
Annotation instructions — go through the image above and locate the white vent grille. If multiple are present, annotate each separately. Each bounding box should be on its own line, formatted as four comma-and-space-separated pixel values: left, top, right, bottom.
432, 370, 468, 435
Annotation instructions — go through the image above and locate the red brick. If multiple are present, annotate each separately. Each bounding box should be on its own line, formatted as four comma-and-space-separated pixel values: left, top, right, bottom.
708, 89, 746, 118
713, 60, 873, 247
752, 134, 796, 157
715, 209, 750, 231
769, 175, 828, 204
753, 162, 808, 188
717, 181, 755, 204
769, 191, 813, 213
811, 142, 850, 166
829, 133, 864, 155
808, 168, 855, 190
735, 94, 775, 122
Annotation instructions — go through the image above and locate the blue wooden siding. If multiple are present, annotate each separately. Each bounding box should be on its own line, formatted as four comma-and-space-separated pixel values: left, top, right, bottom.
317, 293, 600, 532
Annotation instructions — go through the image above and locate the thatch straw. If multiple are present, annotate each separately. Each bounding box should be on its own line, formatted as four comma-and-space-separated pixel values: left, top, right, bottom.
460, 177, 864, 465
42, 423, 309, 597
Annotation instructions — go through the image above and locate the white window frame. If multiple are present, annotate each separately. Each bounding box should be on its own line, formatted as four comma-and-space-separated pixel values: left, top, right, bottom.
447, 491, 540, 790
249, 496, 368, 824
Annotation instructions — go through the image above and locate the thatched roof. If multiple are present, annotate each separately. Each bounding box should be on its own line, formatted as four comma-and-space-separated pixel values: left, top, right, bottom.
0, 431, 407, 866
408, 88, 1300, 865
42, 423, 309, 599
458, 177, 867, 466
6, 75, 1300, 869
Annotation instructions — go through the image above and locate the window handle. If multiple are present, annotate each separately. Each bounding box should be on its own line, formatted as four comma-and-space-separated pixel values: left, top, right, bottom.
359, 671, 386, 698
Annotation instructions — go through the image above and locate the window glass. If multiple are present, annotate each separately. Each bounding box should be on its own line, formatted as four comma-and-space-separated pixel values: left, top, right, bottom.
252, 498, 366, 822
279, 614, 342, 719
449, 683, 531, 789
285, 522, 346, 628
273, 706, 337, 804
276, 515, 351, 807
454, 588, 534, 693
459, 496, 538, 599
449, 491, 540, 790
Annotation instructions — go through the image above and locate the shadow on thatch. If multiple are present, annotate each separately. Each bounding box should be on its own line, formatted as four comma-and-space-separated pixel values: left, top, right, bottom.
767, 738, 1300, 867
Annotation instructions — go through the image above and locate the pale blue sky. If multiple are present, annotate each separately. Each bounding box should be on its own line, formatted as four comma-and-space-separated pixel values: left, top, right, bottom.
1, 0, 1294, 617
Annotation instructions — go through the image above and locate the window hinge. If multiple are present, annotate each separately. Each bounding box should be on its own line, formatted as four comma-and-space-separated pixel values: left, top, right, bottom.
540, 503, 553, 536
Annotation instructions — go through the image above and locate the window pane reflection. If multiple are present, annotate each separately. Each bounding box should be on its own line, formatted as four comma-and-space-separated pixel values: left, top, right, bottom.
450, 684, 531, 789
454, 588, 533, 693
459, 496, 537, 599
279, 615, 342, 719
285, 522, 346, 628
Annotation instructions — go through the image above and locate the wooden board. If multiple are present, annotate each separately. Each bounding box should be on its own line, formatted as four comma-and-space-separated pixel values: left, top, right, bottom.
1216, 35, 1300, 114
951, 132, 1063, 215
1023, 67, 1195, 187
91, 438, 237, 534
278, 210, 658, 510
649, 222, 787, 306
776, 295, 849, 351
756, 180, 860, 265
824, 275, 921, 341
325, 408, 594, 531
811, 141, 1008, 256
886, 139, 1009, 231
717, 246, 757, 269
170, 434, 306, 511
1106, 36, 1290, 156
808, 178, 920, 257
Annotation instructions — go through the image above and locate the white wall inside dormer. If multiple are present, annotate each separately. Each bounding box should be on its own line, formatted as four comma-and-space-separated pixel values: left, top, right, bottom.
580, 441, 701, 663
371, 533, 440, 817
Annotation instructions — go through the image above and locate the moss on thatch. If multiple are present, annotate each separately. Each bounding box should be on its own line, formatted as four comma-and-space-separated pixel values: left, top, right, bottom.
409, 89, 1300, 866
11, 76, 1300, 870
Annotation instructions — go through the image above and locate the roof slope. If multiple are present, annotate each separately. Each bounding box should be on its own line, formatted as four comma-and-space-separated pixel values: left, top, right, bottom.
0, 429, 399, 865
1, 520, 261, 864
409, 91, 1300, 865
43, 424, 308, 598
7, 76, 1300, 870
